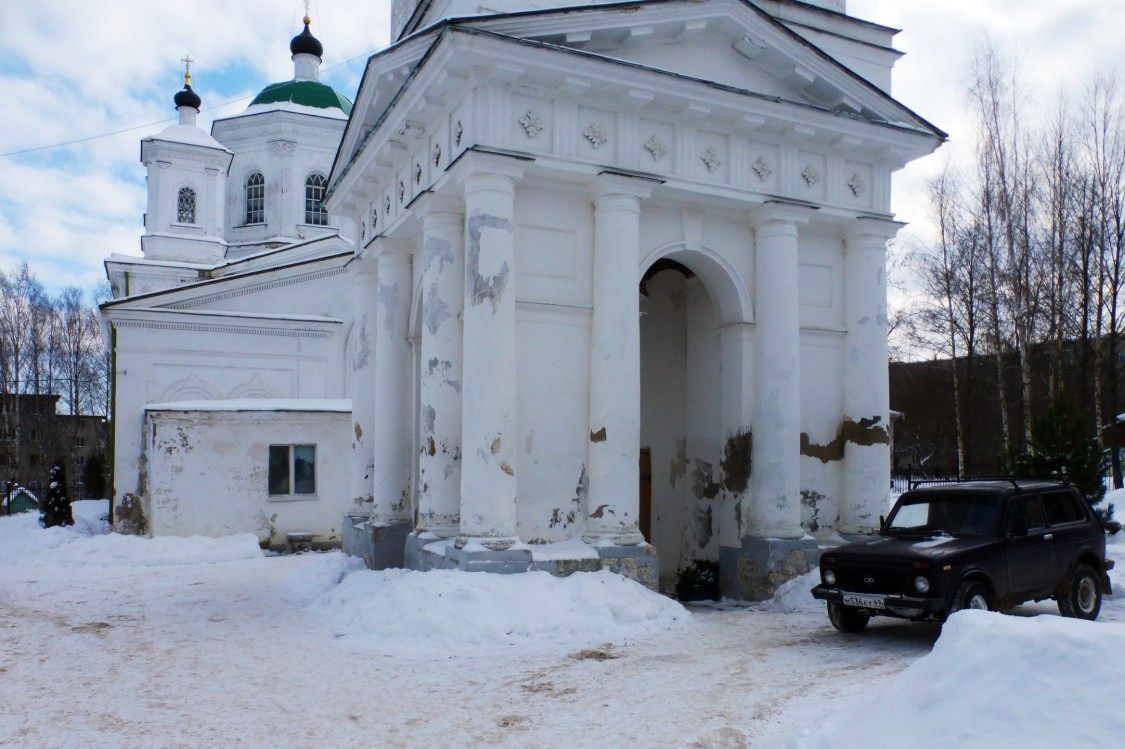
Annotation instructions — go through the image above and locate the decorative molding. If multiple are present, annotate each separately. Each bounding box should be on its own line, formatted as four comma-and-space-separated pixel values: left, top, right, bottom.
644, 135, 666, 161
372, 206, 378, 228
583, 122, 608, 149
848, 173, 866, 197
701, 146, 721, 173
432, 143, 441, 167
113, 319, 335, 338
753, 156, 772, 181
360, 221, 366, 242
385, 196, 391, 215
398, 181, 405, 202
519, 110, 544, 138
454, 120, 463, 147
267, 140, 297, 156
414, 162, 422, 184
167, 266, 349, 311
802, 164, 820, 187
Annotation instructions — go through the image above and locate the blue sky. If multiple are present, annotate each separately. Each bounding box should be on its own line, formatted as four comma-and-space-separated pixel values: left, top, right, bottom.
1, 0, 1121, 296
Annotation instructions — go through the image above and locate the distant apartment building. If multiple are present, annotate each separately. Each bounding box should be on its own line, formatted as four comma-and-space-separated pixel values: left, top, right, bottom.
0, 394, 109, 501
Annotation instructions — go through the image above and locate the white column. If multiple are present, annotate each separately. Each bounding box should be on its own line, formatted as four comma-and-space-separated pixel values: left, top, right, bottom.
584, 175, 653, 545
457, 162, 524, 549
746, 203, 811, 539
416, 195, 465, 537
350, 249, 379, 509
371, 244, 414, 525
719, 322, 754, 547
839, 218, 901, 533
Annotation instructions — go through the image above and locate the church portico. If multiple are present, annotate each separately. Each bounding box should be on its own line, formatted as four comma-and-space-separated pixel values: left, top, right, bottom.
104, 0, 943, 600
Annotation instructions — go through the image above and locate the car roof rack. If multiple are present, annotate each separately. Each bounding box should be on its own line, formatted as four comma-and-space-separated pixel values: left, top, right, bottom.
908, 475, 1071, 491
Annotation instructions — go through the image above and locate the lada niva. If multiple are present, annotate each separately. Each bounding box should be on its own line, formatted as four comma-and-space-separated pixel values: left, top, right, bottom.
811, 480, 1114, 631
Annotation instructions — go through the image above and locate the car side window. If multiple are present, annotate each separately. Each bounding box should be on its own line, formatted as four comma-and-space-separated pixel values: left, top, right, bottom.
1042, 490, 1086, 525
1007, 496, 1046, 533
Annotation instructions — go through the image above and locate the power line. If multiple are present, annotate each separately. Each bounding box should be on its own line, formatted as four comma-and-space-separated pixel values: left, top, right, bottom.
0, 48, 377, 159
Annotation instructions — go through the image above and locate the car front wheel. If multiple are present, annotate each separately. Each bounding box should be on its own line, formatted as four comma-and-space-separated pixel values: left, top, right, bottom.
827, 601, 870, 632
1058, 564, 1102, 621
949, 580, 993, 614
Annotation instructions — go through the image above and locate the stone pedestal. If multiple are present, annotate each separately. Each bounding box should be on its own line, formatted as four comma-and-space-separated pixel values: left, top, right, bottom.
342, 515, 411, 570
719, 537, 823, 601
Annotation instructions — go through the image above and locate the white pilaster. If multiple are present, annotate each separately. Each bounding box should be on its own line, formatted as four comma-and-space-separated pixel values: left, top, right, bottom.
416, 194, 465, 537
840, 218, 901, 533
719, 322, 754, 547
747, 202, 812, 539
584, 174, 653, 545
371, 243, 414, 524
457, 160, 524, 549
350, 250, 379, 509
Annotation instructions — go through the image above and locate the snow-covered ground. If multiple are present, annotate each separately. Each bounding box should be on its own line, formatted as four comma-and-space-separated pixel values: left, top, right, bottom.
3, 500, 1125, 748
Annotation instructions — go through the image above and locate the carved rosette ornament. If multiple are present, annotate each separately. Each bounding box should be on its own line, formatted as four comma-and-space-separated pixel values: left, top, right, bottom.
398, 181, 406, 202
701, 146, 722, 173
432, 143, 441, 167
848, 173, 866, 197
414, 163, 422, 184
385, 196, 391, 215
519, 110, 544, 138
372, 206, 378, 228
753, 156, 772, 181
454, 121, 463, 147
583, 122, 608, 149
801, 164, 820, 187
644, 135, 667, 161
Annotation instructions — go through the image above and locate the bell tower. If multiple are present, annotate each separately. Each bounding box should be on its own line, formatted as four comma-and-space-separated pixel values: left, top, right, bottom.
139, 58, 233, 263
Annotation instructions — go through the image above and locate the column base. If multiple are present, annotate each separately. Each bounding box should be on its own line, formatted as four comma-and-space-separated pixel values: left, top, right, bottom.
404, 533, 660, 589
719, 536, 823, 601
342, 515, 411, 570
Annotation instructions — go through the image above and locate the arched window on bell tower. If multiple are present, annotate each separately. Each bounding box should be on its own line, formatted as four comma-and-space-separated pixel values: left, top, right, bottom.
305, 173, 328, 225
176, 187, 197, 224
245, 172, 265, 224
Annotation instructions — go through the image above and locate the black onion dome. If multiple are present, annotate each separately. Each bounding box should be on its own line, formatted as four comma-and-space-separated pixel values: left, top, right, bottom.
290, 18, 323, 59
174, 83, 202, 110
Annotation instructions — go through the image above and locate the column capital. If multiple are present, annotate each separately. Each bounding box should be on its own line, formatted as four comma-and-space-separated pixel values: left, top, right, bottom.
749, 200, 817, 230
451, 150, 526, 190
409, 191, 465, 220
373, 237, 413, 263
842, 216, 905, 246
589, 171, 660, 203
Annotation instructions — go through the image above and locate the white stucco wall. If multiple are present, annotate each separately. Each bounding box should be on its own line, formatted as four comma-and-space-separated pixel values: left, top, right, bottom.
144, 406, 352, 543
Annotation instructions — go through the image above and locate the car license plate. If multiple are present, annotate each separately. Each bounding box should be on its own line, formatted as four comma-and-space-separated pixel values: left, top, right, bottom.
842, 593, 885, 609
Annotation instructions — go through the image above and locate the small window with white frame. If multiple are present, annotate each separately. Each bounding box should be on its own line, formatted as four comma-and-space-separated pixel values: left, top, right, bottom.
268, 444, 316, 497
177, 187, 197, 223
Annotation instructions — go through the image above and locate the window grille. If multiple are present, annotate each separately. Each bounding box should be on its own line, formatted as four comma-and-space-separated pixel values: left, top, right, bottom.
305, 173, 328, 225
245, 172, 265, 224
177, 187, 197, 223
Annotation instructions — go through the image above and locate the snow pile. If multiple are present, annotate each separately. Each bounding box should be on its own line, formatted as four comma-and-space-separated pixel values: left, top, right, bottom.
287, 561, 691, 653
760, 569, 822, 613
0, 500, 261, 569
790, 610, 1125, 748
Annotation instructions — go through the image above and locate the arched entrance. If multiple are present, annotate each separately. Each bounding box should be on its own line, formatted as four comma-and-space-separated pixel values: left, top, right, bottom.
639, 247, 749, 590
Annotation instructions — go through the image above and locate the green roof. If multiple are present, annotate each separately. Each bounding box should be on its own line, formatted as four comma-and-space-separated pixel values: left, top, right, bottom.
249, 80, 353, 115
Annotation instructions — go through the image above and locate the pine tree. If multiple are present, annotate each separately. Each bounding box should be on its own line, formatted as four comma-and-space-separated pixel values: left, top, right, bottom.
39, 462, 74, 529
1009, 394, 1118, 532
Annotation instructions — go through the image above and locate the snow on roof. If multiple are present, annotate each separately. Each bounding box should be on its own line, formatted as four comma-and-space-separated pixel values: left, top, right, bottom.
144, 123, 232, 151
146, 398, 351, 413
240, 100, 350, 120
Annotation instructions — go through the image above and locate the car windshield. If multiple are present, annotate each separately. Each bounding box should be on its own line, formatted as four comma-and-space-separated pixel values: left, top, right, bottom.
885, 493, 999, 537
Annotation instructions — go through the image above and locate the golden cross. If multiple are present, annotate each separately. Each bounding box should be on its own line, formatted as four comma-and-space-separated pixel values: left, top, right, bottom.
181, 54, 194, 86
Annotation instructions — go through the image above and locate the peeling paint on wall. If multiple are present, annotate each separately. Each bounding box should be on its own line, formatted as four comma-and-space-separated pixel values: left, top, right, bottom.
378, 280, 401, 332
353, 315, 371, 371
466, 212, 512, 312
800, 489, 836, 534
691, 458, 721, 500
590, 427, 607, 443
422, 404, 436, 435
695, 504, 713, 548
422, 281, 451, 335
669, 436, 687, 487
423, 234, 454, 274
354, 422, 363, 441
800, 416, 889, 463
720, 430, 752, 493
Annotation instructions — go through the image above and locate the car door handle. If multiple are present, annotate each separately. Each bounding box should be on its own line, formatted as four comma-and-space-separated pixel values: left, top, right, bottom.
1043, 533, 1054, 540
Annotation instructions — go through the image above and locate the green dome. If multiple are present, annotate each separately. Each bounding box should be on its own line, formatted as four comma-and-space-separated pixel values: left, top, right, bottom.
249, 80, 353, 116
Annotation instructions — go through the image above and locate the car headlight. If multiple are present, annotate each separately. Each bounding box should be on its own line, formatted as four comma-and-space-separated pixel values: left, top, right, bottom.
914, 575, 930, 594
824, 569, 837, 586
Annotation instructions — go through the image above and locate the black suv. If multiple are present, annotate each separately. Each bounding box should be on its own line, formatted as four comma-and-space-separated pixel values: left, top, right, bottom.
811, 480, 1114, 631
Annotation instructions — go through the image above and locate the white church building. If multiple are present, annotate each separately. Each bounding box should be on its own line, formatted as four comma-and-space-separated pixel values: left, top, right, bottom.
101, 0, 943, 598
